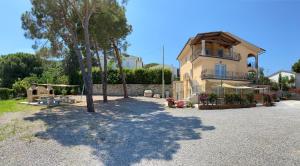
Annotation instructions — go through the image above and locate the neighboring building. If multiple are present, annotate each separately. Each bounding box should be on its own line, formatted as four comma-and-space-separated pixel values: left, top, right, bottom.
177, 31, 265, 99
121, 54, 143, 69
99, 53, 143, 70
268, 70, 295, 83
149, 64, 179, 78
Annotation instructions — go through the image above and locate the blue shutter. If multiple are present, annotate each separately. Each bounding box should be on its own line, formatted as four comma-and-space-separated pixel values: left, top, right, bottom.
221, 65, 226, 79
215, 64, 220, 78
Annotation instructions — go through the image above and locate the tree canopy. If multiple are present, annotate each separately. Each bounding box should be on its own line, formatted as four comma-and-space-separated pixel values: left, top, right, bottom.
292, 59, 300, 73
0, 53, 43, 88
22, 0, 132, 112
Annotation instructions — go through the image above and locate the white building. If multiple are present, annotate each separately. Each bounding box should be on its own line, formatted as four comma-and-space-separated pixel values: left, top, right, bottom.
99, 54, 143, 70
268, 70, 295, 83
122, 54, 143, 69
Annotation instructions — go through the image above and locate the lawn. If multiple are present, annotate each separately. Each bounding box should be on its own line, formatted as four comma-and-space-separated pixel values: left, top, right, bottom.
0, 99, 44, 116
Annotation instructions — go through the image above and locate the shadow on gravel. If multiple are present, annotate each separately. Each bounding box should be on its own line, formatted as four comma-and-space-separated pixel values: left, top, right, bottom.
24, 97, 215, 166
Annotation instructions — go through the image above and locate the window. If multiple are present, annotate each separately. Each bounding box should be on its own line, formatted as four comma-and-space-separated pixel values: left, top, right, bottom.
215, 64, 226, 79
185, 55, 190, 62
205, 48, 211, 55
218, 49, 224, 57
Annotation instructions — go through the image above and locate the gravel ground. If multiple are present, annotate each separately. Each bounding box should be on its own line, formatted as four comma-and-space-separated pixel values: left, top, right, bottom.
0, 97, 300, 166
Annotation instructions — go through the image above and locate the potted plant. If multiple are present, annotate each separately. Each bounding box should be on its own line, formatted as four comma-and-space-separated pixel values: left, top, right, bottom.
166, 98, 175, 108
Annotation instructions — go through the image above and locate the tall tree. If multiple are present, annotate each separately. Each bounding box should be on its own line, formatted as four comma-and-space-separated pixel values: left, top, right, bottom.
292, 59, 300, 73
278, 73, 282, 90
108, 2, 132, 98
90, 1, 131, 99
21, 0, 109, 112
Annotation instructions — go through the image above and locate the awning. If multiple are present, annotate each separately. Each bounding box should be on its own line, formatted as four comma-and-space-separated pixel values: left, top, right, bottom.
37, 84, 80, 88
254, 87, 269, 90
216, 83, 254, 89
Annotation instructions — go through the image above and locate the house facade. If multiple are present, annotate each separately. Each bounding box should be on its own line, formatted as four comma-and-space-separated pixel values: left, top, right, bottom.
99, 53, 143, 70
177, 31, 265, 99
268, 70, 295, 83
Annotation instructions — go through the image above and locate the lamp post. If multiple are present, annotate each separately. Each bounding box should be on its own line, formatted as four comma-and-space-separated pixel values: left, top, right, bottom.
162, 45, 165, 98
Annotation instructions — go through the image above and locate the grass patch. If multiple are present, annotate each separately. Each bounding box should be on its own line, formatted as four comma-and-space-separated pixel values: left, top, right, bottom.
0, 119, 45, 142
0, 99, 44, 116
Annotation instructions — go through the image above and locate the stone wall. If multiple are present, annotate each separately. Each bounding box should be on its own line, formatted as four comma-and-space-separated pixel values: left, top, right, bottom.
93, 84, 172, 97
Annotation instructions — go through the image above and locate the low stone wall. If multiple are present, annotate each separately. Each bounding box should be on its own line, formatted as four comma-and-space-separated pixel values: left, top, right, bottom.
93, 84, 172, 97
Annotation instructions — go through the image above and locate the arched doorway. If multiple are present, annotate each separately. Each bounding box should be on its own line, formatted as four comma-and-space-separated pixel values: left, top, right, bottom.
247, 54, 256, 69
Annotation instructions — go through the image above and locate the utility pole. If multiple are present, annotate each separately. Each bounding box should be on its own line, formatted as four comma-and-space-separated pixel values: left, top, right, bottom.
162, 45, 165, 98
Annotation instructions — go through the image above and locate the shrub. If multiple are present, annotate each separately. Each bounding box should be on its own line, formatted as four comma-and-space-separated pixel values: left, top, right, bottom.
186, 101, 194, 108
208, 93, 218, 105
166, 98, 175, 108
232, 94, 242, 104
263, 94, 274, 106
83, 68, 173, 85
224, 94, 234, 104
61, 89, 68, 96
199, 93, 208, 105
245, 93, 255, 104
70, 88, 77, 95
12, 75, 39, 97
225, 94, 242, 104
176, 100, 185, 108
0, 88, 14, 100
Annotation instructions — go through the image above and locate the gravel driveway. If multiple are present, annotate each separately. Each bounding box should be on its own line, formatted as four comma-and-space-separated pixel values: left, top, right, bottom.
0, 97, 300, 166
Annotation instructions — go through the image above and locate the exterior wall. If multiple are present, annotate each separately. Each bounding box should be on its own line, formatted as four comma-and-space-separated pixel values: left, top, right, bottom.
296, 73, 300, 88
233, 44, 258, 74
178, 35, 261, 99
99, 55, 143, 70
269, 72, 295, 83
93, 84, 172, 97
178, 45, 193, 98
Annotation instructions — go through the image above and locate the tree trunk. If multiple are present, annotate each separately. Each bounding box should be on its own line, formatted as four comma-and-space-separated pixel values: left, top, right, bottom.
94, 44, 107, 103
112, 40, 128, 98
102, 50, 108, 102
82, 17, 95, 112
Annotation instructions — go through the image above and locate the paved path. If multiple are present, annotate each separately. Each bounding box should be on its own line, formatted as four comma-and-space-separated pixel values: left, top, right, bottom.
0, 97, 300, 166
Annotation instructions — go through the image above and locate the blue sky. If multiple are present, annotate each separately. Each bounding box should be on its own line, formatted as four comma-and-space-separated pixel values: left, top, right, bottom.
0, 0, 299, 76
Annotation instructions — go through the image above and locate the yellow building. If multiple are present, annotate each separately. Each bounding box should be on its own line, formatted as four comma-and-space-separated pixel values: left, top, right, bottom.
176, 31, 265, 99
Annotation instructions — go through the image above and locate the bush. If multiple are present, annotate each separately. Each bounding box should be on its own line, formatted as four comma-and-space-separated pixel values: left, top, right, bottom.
245, 93, 255, 104
186, 101, 194, 108
198, 93, 208, 105
263, 94, 275, 106
224, 94, 234, 104
70, 88, 77, 95
61, 89, 68, 96
166, 98, 175, 108
225, 94, 242, 104
83, 68, 173, 85
0, 88, 14, 100
208, 93, 218, 105
12, 75, 40, 97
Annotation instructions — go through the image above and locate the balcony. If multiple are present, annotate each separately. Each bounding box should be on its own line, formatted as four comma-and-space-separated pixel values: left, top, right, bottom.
192, 49, 241, 61
201, 69, 252, 81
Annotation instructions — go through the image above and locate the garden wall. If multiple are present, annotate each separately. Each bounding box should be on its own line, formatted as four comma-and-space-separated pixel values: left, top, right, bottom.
93, 84, 172, 97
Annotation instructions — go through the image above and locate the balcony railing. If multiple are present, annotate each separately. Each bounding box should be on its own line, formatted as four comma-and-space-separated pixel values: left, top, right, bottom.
201, 69, 252, 81
192, 49, 241, 61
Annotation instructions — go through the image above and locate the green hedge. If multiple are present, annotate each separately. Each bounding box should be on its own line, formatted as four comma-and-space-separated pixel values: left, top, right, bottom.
83, 68, 172, 85
0, 88, 14, 100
